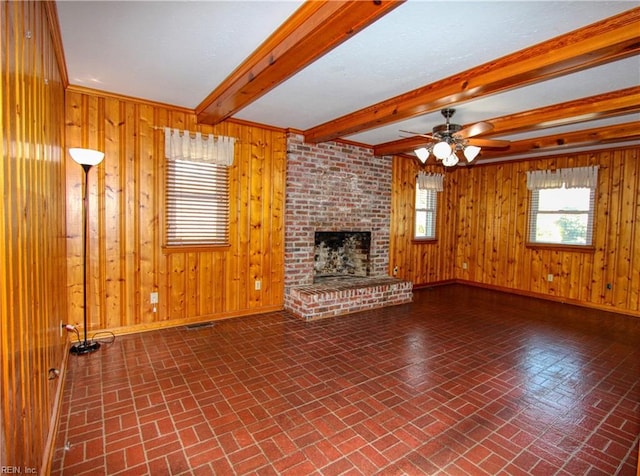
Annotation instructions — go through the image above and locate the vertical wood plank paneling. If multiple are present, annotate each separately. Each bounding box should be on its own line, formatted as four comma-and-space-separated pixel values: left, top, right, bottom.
261, 129, 273, 306
65, 92, 84, 327
606, 151, 622, 307
615, 149, 634, 308
198, 253, 214, 315
102, 96, 122, 329
390, 146, 640, 316
186, 252, 198, 318
628, 149, 640, 312
591, 153, 609, 305
226, 125, 242, 312
153, 108, 169, 321
1, 0, 67, 470
270, 130, 286, 306
137, 104, 156, 324
236, 127, 251, 310
169, 252, 186, 320
389, 156, 456, 285
64, 88, 287, 334
124, 101, 139, 329
248, 127, 264, 309
87, 94, 105, 330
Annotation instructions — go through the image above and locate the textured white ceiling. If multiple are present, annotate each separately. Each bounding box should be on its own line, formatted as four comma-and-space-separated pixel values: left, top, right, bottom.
58, 1, 304, 107
58, 1, 640, 152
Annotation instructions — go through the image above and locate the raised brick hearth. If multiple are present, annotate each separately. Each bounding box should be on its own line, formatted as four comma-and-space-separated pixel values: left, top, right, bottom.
284, 133, 412, 320
286, 277, 413, 321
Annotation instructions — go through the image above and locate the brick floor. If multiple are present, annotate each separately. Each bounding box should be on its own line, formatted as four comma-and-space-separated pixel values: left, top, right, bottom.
51, 284, 640, 475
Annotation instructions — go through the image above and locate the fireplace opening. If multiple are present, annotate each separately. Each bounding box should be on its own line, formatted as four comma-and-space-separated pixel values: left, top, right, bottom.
314, 231, 371, 281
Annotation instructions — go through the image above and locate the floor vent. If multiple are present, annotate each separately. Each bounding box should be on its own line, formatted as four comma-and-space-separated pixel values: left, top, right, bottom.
184, 321, 215, 330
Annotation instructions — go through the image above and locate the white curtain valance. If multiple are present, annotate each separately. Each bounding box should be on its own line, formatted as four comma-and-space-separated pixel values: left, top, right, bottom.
417, 171, 444, 192
526, 165, 598, 190
164, 127, 235, 166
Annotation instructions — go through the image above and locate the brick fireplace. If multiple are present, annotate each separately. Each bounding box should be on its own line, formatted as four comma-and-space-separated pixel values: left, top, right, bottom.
314, 231, 371, 280
284, 132, 412, 320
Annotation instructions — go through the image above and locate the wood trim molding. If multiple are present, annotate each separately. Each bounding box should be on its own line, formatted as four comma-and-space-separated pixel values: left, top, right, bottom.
40, 340, 70, 475
42, 1, 68, 88
90, 305, 285, 337
455, 279, 640, 319
196, 0, 404, 125
65, 85, 290, 133
65, 84, 194, 113
306, 7, 640, 144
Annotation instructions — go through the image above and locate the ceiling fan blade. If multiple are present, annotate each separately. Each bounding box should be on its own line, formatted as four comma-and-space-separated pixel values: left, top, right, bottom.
399, 130, 434, 139
457, 121, 494, 139
468, 138, 511, 149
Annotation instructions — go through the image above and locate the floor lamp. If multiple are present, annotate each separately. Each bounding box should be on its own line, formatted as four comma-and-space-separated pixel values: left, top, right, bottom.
69, 147, 105, 355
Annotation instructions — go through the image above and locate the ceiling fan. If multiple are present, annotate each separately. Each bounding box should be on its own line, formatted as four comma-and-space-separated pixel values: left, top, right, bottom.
401, 108, 510, 166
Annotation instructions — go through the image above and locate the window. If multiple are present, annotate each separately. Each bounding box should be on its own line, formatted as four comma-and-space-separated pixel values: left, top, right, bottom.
164, 128, 235, 247
527, 166, 598, 246
415, 187, 437, 239
166, 159, 229, 246
415, 172, 443, 240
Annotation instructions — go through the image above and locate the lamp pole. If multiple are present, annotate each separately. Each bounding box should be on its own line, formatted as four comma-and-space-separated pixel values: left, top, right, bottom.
69, 148, 104, 355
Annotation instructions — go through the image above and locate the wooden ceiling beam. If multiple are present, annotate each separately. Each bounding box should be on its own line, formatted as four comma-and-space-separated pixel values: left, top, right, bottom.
195, 0, 404, 125
478, 121, 640, 159
482, 86, 640, 137
373, 86, 640, 156
306, 7, 640, 144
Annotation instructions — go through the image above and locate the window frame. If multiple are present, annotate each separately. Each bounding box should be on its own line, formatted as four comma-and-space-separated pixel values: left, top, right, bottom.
527, 185, 596, 249
414, 182, 438, 242
164, 157, 231, 250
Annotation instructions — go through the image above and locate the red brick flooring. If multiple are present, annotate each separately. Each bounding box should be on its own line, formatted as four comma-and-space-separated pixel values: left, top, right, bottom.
51, 285, 640, 475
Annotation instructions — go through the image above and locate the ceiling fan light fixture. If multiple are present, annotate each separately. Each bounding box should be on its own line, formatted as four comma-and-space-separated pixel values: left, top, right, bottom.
443, 152, 459, 167
415, 147, 430, 164
463, 145, 481, 162
433, 141, 451, 160
401, 109, 505, 167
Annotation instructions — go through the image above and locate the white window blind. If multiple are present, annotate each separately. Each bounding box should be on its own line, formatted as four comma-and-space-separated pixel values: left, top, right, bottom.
164, 128, 235, 246
166, 160, 229, 246
526, 166, 598, 246
415, 172, 442, 239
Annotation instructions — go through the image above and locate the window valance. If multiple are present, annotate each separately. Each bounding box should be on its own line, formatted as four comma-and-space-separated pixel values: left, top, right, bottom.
164, 127, 235, 166
417, 172, 444, 192
526, 166, 598, 190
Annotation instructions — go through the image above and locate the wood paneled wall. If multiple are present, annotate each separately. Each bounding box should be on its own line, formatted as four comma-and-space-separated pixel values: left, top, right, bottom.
390, 147, 640, 316
65, 88, 287, 335
389, 160, 458, 284
1, 0, 68, 470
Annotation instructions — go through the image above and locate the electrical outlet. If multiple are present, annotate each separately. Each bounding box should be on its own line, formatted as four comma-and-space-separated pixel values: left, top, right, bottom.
255, 280, 261, 291
462, 262, 468, 270
150, 292, 159, 304
547, 274, 554, 282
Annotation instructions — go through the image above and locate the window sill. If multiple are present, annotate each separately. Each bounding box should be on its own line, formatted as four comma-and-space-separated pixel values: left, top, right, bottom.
412, 238, 437, 244
162, 244, 231, 254
526, 243, 595, 253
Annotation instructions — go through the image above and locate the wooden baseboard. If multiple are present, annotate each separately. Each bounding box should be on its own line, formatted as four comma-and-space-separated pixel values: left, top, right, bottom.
87, 304, 285, 338
412, 279, 456, 290
40, 338, 70, 474
454, 280, 640, 319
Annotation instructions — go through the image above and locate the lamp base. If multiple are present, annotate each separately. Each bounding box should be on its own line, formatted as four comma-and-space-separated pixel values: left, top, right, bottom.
70, 341, 101, 355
